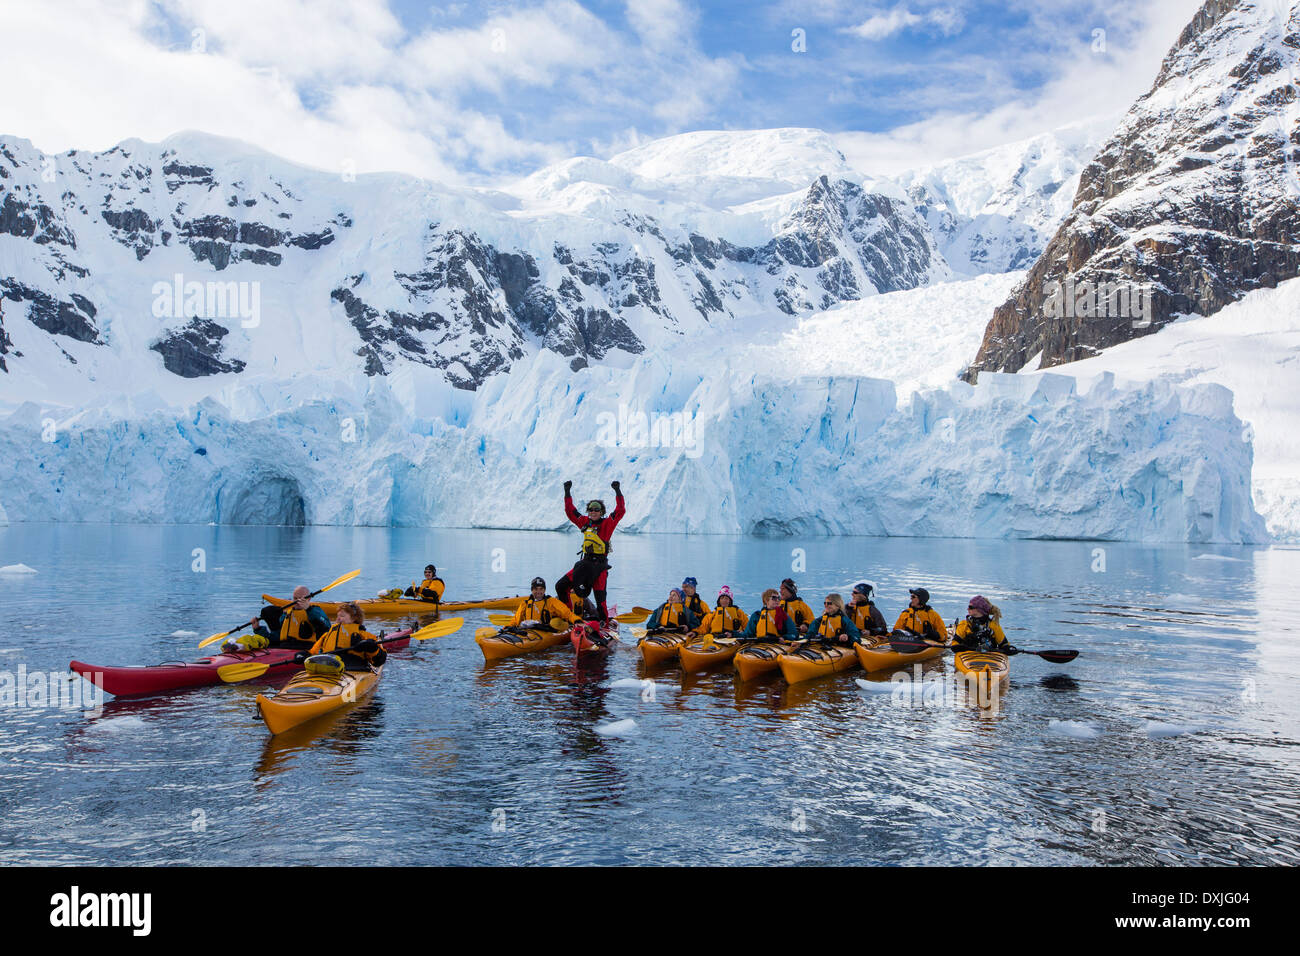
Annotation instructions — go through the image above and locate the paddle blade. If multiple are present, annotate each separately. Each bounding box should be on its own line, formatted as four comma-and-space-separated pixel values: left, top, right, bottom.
631, 607, 653, 619
613, 611, 645, 624
487, 613, 514, 626
1031, 649, 1079, 663
318, 568, 362, 595
628, 627, 647, 638
474, 626, 499, 640
198, 631, 232, 650
411, 617, 466, 640
216, 661, 273, 683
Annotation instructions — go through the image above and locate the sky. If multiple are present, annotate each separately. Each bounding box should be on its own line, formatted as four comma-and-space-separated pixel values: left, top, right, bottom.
0, 0, 1204, 183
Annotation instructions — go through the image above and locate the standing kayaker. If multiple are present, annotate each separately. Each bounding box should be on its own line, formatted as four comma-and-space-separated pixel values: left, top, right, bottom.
509, 576, 581, 631
848, 582, 888, 637
680, 577, 711, 620
237, 586, 329, 651
556, 479, 626, 622
740, 589, 796, 642
806, 594, 863, 646
404, 564, 445, 602
952, 596, 1015, 651
779, 579, 815, 636
691, 586, 747, 639
303, 603, 386, 671
646, 588, 700, 633
894, 588, 949, 643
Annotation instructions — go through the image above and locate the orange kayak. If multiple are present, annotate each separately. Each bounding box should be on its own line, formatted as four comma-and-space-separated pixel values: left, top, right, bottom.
476, 624, 573, 661
856, 637, 946, 673
256, 665, 382, 735
638, 630, 691, 666
734, 641, 789, 681
679, 637, 739, 672
777, 642, 861, 684
953, 650, 1010, 685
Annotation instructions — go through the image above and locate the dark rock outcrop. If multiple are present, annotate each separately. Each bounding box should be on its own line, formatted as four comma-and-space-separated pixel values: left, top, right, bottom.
150, 318, 246, 377
966, 0, 1300, 379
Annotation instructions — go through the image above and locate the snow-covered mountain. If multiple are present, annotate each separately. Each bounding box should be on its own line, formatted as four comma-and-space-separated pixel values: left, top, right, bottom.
895, 118, 1113, 276
0, 127, 949, 400
968, 0, 1300, 377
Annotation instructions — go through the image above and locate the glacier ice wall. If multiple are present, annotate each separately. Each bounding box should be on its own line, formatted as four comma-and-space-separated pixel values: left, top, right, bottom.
0, 350, 1267, 543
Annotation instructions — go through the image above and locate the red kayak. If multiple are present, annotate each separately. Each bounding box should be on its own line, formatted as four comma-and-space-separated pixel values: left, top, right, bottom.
70, 631, 412, 698
570, 615, 618, 657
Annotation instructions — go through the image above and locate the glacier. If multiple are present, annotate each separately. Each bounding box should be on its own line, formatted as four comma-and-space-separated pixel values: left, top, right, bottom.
0, 344, 1265, 543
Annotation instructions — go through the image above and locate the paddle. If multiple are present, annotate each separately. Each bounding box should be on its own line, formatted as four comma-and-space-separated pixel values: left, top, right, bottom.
217, 618, 465, 683
628, 625, 692, 639
887, 635, 1079, 664
199, 569, 363, 649
491, 610, 643, 627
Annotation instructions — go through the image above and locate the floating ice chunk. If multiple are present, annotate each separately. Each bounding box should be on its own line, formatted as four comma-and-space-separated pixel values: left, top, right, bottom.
608, 678, 644, 689
1048, 719, 1101, 739
86, 716, 147, 733
0, 564, 37, 575
1144, 720, 1204, 738
594, 718, 638, 737
171, 630, 199, 638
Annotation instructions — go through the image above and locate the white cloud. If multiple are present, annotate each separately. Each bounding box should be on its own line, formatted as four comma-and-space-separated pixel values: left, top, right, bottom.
843, 4, 966, 41
834, 0, 1205, 176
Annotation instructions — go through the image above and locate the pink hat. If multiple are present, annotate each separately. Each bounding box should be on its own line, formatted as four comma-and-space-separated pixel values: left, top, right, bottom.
968, 595, 993, 615
717, 585, 733, 599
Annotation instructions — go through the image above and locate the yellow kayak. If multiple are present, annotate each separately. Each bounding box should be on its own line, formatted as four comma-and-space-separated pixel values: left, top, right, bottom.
856, 637, 946, 673
263, 593, 525, 616
777, 642, 861, 684
256, 665, 383, 735
639, 631, 691, 666
734, 641, 789, 681
953, 650, 1011, 686
476, 624, 572, 661
679, 637, 739, 673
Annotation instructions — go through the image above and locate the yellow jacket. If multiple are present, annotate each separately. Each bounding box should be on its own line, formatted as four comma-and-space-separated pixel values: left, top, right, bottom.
894, 607, 949, 642
782, 598, 815, 629
696, 605, 748, 635
509, 595, 578, 629
953, 618, 1008, 648
310, 623, 384, 663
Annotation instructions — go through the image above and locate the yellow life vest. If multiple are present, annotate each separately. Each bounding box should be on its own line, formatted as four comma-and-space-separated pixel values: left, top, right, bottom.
755, 609, 785, 639
849, 602, 876, 632
411, 577, 444, 598
315, 622, 372, 654
522, 596, 554, 627
705, 606, 745, 633
278, 606, 314, 642
782, 599, 812, 627
581, 523, 609, 558
813, 613, 846, 640
658, 603, 687, 628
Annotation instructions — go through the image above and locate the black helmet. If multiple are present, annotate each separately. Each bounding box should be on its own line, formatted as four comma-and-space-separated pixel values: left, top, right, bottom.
586, 499, 607, 516
425, 564, 436, 575
909, 587, 930, 605
530, 576, 546, 589
853, 582, 873, 598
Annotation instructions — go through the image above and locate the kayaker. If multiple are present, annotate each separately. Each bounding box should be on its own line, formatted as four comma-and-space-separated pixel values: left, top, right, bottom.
404, 564, 445, 602
806, 594, 863, 646
646, 588, 700, 633
556, 479, 625, 622
508, 576, 581, 631
952, 596, 1015, 652
691, 586, 748, 639
740, 589, 796, 642
847, 582, 888, 637
680, 577, 711, 620
302, 602, 387, 671
236, 586, 329, 651
779, 579, 815, 636
893, 587, 949, 643
565, 588, 600, 621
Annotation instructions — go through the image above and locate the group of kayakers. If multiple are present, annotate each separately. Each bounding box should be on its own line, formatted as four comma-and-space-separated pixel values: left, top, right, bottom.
643, 579, 1014, 652
223, 586, 389, 674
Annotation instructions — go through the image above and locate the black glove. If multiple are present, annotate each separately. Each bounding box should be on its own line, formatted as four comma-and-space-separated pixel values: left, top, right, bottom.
355, 639, 379, 652
563, 480, 572, 495
1004, 644, 1019, 655
293, 651, 307, 663
611, 480, 621, 492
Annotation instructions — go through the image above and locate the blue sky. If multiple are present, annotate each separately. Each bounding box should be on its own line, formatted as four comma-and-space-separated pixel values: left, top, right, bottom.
1, 0, 1202, 181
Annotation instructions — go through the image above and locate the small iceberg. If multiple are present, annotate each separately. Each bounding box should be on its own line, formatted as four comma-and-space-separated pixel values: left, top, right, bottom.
594, 718, 638, 737
0, 564, 38, 575
170, 630, 199, 638
1048, 719, 1101, 739
86, 716, 148, 733
1144, 720, 1204, 738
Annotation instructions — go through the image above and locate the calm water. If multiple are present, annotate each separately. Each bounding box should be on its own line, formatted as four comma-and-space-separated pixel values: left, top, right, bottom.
1, 523, 1297, 866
